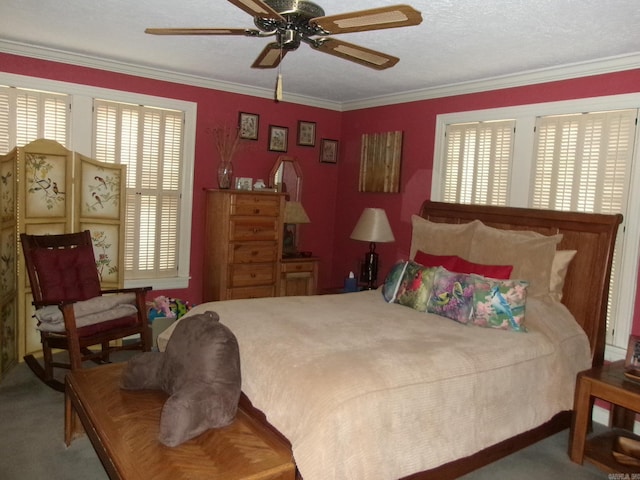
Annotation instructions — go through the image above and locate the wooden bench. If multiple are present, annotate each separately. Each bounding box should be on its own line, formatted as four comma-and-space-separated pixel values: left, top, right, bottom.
65, 362, 295, 480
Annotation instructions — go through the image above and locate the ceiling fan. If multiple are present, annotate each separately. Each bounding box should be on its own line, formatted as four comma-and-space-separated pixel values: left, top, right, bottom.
145, 0, 423, 71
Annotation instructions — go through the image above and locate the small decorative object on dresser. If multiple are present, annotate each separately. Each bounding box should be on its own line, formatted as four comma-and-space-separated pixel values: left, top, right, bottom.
624, 334, 640, 381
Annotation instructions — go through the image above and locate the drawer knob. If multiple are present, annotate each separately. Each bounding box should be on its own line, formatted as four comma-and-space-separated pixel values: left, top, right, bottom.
254, 208, 260, 214
251, 250, 259, 256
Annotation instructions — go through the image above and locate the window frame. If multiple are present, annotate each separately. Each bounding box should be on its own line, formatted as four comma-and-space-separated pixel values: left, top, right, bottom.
0, 72, 196, 290
432, 93, 640, 362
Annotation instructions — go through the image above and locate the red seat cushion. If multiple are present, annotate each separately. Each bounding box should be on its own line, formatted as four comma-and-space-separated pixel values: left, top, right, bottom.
32, 245, 101, 302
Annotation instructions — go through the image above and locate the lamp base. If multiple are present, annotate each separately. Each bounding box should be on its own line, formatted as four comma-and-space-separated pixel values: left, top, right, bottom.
360, 242, 378, 290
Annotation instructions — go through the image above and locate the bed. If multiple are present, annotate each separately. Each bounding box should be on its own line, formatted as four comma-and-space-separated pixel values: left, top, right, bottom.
158, 201, 622, 480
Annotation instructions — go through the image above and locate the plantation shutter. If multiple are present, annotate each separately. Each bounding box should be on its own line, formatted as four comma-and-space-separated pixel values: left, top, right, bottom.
442, 120, 514, 205
0, 86, 69, 153
531, 109, 637, 344
93, 99, 184, 280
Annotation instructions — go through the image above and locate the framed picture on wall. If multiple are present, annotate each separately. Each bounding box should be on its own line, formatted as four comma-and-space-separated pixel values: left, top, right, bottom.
238, 112, 259, 140
297, 120, 316, 147
268, 125, 288, 152
320, 138, 338, 164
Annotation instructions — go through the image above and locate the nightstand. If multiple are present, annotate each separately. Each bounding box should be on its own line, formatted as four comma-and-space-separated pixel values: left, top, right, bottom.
569, 360, 640, 473
279, 257, 319, 296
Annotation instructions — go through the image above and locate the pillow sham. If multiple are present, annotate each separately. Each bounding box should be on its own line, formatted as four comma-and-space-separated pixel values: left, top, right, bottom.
414, 251, 513, 280
549, 250, 577, 301
426, 267, 475, 324
470, 275, 528, 332
468, 221, 561, 297
410, 215, 480, 261
382, 260, 436, 312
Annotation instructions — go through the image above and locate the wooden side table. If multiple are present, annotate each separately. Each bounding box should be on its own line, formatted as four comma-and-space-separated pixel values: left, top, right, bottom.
279, 257, 319, 296
569, 360, 640, 473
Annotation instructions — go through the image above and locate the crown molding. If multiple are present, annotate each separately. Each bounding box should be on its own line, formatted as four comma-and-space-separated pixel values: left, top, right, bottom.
2, 39, 639, 113
0, 40, 343, 111
342, 53, 640, 111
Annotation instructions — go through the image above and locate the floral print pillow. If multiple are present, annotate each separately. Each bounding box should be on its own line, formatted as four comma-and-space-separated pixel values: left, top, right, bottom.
470, 275, 529, 332
426, 267, 475, 324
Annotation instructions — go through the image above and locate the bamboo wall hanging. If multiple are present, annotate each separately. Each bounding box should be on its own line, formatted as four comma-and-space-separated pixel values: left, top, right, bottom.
358, 131, 403, 193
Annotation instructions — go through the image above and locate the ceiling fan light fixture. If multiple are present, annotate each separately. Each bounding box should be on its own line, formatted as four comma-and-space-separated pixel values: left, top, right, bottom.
146, 1, 422, 71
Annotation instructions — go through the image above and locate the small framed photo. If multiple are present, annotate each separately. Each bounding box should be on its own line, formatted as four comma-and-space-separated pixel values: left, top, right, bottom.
238, 112, 259, 140
297, 120, 316, 147
624, 334, 640, 380
235, 177, 253, 190
268, 125, 288, 152
320, 138, 338, 164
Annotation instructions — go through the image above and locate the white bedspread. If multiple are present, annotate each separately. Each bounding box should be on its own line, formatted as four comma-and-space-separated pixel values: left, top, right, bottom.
158, 290, 591, 480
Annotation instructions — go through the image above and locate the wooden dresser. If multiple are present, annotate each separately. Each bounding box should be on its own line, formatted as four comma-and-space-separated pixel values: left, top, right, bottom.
203, 190, 286, 301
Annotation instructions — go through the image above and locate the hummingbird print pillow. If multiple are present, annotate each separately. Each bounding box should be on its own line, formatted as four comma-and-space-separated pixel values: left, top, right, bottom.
426, 267, 475, 324
470, 275, 529, 332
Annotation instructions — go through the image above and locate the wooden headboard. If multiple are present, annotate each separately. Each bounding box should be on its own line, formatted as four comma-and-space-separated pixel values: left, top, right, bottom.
419, 201, 623, 367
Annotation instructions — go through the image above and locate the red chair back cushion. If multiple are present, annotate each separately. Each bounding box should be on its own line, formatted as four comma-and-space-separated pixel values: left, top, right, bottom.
32, 245, 101, 302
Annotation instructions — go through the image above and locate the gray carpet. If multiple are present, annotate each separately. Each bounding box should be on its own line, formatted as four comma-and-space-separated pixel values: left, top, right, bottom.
0, 355, 608, 480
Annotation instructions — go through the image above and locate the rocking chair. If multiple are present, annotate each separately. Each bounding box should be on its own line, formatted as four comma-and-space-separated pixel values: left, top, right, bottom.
20, 230, 152, 391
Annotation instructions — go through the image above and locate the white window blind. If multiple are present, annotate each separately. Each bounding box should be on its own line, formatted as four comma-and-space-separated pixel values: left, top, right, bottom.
442, 120, 514, 205
531, 109, 637, 345
93, 99, 184, 280
0, 85, 69, 153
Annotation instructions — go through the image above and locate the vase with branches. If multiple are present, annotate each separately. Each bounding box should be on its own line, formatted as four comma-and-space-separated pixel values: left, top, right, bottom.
210, 124, 243, 189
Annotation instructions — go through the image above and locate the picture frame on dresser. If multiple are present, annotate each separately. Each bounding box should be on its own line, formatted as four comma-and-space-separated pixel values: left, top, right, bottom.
235, 177, 253, 191
624, 334, 640, 381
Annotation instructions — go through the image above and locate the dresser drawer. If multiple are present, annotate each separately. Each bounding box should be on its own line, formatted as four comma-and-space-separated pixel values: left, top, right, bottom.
231, 194, 281, 217
230, 242, 278, 264
227, 285, 275, 300
230, 218, 279, 241
281, 260, 316, 273
229, 264, 276, 287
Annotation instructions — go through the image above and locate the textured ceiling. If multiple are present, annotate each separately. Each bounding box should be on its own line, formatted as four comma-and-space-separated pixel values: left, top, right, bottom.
1, 0, 640, 107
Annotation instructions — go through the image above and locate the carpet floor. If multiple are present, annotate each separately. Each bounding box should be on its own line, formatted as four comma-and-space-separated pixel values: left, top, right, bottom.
0, 355, 608, 480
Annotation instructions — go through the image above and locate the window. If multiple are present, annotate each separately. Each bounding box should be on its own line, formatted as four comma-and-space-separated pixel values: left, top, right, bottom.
0, 85, 69, 152
433, 96, 640, 360
0, 73, 196, 289
442, 120, 514, 205
93, 100, 184, 281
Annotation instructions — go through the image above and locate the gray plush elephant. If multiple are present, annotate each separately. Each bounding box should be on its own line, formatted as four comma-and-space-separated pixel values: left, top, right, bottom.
120, 311, 241, 447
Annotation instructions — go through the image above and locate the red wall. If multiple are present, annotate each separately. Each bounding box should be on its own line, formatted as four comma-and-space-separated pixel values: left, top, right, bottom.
0, 52, 341, 303
333, 69, 640, 330
3, 52, 640, 330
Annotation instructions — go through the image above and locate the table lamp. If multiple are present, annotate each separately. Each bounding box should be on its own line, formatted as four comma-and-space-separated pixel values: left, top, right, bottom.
283, 201, 310, 257
350, 208, 395, 290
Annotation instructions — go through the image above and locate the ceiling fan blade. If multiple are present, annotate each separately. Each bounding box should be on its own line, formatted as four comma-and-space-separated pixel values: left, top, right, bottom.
145, 28, 257, 36
251, 43, 288, 69
228, 0, 285, 22
311, 38, 399, 70
311, 4, 422, 34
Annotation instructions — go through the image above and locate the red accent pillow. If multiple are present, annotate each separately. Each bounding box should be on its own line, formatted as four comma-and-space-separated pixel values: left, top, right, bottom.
32, 245, 101, 302
414, 251, 513, 280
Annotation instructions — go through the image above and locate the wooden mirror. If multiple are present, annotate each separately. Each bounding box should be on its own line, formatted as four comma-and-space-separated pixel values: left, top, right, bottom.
269, 156, 302, 201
